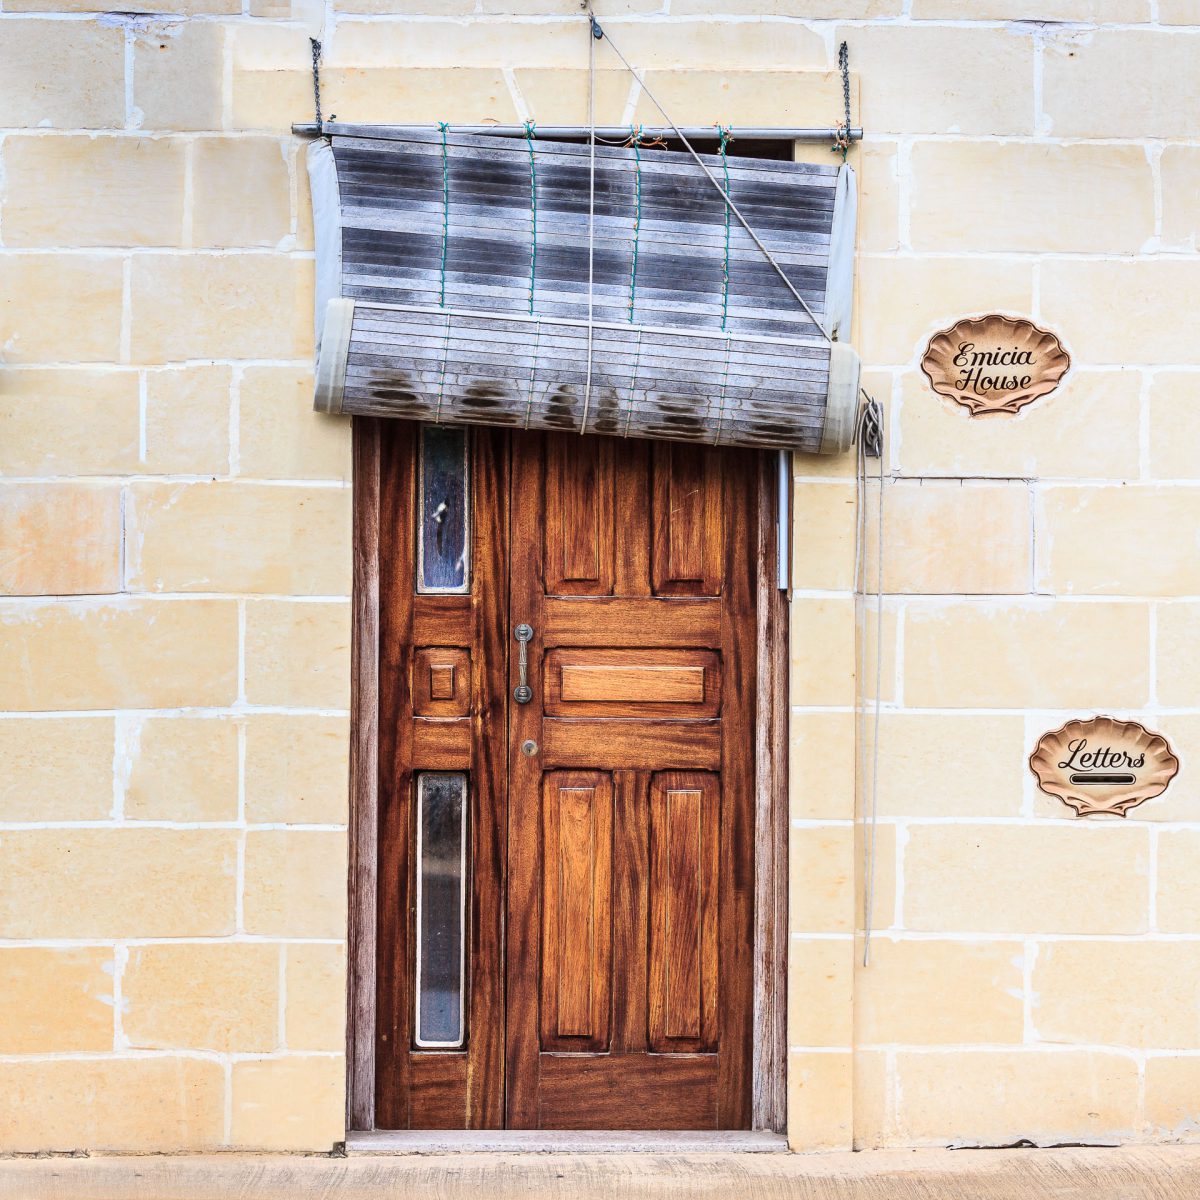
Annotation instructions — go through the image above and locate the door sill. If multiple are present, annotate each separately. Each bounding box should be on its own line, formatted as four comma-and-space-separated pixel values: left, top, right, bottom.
346, 1130, 788, 1154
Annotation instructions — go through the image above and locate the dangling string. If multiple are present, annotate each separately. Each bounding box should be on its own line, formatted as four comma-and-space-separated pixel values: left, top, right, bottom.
627, 124, 644, 323
524, 120, 538, 315
437, 122, 450, 309
854, 392, 885, 968
580, 8, 601, 434
716, 124, 733, 332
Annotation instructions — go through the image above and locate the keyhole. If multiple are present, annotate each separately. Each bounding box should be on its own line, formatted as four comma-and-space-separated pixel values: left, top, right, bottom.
433, 500, 448, 553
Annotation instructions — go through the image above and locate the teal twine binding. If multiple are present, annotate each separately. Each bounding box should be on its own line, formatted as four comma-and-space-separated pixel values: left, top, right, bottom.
717, 124, 732, 331
437, 121, 450, 308
628, 124, 643, 323
525, 120, 537, 315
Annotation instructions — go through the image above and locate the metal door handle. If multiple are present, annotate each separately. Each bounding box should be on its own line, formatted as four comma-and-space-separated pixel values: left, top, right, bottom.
514, 624, 533, 704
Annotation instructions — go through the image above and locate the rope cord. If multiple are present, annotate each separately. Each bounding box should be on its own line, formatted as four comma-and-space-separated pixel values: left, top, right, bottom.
525, 120, 538, 315
437, 121, 450, 309
628, 124, 644, 323
853, 392, 885, 968
717, 124, 733, 332
590, 19, 832, 344
580, 7, 600, 434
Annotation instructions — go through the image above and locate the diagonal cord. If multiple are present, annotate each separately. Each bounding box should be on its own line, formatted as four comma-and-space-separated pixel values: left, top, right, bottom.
591, 19, 832, 343
580, 8, 600, 434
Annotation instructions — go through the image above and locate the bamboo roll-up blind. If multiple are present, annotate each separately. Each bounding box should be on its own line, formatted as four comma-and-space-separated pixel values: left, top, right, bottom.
309, 125, 860, 453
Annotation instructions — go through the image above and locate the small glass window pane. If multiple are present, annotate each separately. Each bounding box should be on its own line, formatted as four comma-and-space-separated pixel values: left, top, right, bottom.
418, 426, 470, 594
416, 772, 467, 1048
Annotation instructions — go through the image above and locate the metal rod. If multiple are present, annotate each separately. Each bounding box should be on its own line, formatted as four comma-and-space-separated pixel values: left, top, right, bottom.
776, 449, 791, 594
292, 122, 864, 142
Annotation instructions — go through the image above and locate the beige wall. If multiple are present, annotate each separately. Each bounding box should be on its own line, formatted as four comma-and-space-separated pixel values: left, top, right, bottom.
1, 0, 1198, 1155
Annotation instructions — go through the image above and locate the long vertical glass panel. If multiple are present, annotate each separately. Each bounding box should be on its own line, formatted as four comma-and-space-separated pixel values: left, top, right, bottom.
415, 772, 467, 1048
417, 425, 470, 594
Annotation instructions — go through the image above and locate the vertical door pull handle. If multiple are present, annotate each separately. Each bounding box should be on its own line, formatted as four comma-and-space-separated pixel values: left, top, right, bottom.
514, 624, 534, 704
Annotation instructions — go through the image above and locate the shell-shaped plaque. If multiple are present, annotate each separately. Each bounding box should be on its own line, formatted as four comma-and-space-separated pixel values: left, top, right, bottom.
1029, 716, 1179, 817
921, 314, 1071, 415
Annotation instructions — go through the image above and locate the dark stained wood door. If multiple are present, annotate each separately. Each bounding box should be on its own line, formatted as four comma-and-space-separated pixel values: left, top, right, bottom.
375, 424, 757, 1131
506, 433, 756, 1130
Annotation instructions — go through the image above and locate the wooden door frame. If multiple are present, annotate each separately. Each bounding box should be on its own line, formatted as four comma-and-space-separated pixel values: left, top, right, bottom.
345, 417, 789, 1134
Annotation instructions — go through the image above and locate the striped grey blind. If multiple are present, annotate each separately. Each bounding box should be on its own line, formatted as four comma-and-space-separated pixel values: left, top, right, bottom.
309, 125, 859, 454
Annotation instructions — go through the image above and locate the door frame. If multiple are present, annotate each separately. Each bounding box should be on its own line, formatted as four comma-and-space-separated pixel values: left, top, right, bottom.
344, 417, 789, 1133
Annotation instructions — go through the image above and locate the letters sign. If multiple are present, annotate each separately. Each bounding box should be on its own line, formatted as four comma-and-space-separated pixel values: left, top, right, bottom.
1029, 716, 1179, 817
921, 314, 1070, 415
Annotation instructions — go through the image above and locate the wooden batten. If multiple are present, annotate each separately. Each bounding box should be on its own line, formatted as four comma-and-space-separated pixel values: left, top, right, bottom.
309, 127, 860, 453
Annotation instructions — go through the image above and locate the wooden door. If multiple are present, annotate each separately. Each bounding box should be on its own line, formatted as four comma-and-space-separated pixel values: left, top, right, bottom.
506, 433, 757, 1130
374, 424, 758, 1131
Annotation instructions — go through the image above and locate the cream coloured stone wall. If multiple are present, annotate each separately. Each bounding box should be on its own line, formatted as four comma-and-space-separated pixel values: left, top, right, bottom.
0, 0, 1197, 1155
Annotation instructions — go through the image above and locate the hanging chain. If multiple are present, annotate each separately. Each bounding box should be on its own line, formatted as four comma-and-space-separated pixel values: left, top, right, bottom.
309, 38, 323, 131
832, 41, 851, 161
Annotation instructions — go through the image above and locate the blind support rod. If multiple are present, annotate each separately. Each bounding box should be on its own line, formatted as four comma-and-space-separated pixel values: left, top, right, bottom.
291, 122, 863, 142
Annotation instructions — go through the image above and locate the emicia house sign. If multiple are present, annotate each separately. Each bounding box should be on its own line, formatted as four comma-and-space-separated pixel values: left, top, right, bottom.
1030, 716, 1179, 817
921, 314, 1070, 416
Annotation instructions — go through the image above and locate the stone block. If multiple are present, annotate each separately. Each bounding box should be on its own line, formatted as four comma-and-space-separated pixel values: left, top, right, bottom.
285, 942, 346, 1051
856, 938, 1024, 1045
243, 830, 348, 938
0, 1058, 224, 1152
244, 600, 351, 709
123, 942, 279, 1052
904, 824, 1149, 934
1037, 486, 1200, 596
237, 367, 351, 482
229, 1056, 344, 1150
1033, 941, 1200, 1049
0, 947, 113, 1053
1040, 260, 1200, 365
133, 21, 225, 132
193, 138, 292, 248
867, 481, 1031, 595
130, 254, 312, 364
892, 1050, 1138, 1146
1043, 30, 1200, 139
909, 141, 1154, 254
125, 482, 351, 595
902, 600, 1149, 709
245, 714, 349, 824
0, 829, 237, 938
143, 365, 233, 476
0, 20, 124, 128
0, 254, 123, 364
0, 599, 238, 711
123, 716, 239, 822
0, 370, 140, 477
897, 368, 1141, 482
0, 483, 121, 596
2, 136, 187, 248
0, 717, 114, 822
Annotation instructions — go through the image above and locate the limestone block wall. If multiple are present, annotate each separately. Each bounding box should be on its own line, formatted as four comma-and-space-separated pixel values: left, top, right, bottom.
0, 0, 1197, 1155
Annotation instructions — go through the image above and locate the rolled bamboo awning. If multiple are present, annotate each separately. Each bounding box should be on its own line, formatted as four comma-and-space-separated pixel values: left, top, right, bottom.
308, 125, 861, 454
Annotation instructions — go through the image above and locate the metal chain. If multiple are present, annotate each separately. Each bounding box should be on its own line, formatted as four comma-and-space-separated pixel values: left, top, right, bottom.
833, 41, 851, 161
309, 38, 323, 131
